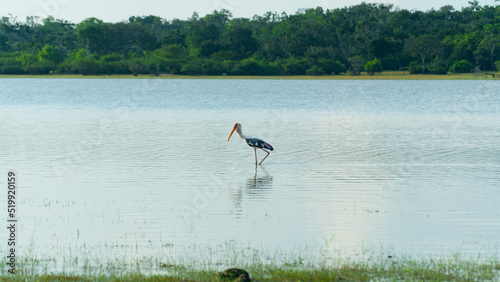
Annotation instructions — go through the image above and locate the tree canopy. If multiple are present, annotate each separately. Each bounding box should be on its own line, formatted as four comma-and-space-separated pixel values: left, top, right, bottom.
1, 2, 500, 76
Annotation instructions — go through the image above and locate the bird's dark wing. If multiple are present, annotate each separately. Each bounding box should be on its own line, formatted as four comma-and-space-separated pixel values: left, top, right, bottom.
245, 138, 274, 151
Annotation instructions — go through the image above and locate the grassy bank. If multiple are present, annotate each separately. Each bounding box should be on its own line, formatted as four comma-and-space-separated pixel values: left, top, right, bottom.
0, 71, 499, 80
2, 256, 499, 281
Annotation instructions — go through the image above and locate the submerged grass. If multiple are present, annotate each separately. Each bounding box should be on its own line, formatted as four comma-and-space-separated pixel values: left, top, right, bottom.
2, 255, 499, 281
0, 71, 499, 80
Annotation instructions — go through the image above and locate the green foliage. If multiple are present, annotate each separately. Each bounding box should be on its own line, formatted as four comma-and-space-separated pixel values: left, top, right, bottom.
283, 57, 310, 75
38, 47, 60, 63
1, 4, 500, 75
364, 58, 383, 75
73, 60, 101, 75
348, 56, 365, 75
408, 61, 426, 74
318, 59, 346, 75
306, 65, 324, 76
369, 37, 396, 59
154, 45, 186, 59
19, 53, 40, 74
0, 57, 23, 74
427, 58, 449, 74
444, 32, 482, 66
233, 59, 260, 75
379, 55, 400, 70
495, 61, 500, 71
38, 45, 64, 71
128, 59, 147, 76
233, 58, 281, 75
475, 32, 500, 70
221, 25, 258, 59
102, 60, 130, 75
201, 59, 224, 75
405, 35, 443, 74
449, 59, 474, 73
0, 34, 9, 51
181, 62, 202, 75
164, 59, 182, 74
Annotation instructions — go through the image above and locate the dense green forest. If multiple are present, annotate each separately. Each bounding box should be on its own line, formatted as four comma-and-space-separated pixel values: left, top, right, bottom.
1, 1, 500, 76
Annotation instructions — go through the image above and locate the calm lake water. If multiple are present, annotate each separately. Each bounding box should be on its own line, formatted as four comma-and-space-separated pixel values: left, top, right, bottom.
1, 78, 499, 272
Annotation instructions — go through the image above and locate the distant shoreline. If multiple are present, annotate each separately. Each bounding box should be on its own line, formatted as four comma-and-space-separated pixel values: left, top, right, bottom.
0, 71, 499, 80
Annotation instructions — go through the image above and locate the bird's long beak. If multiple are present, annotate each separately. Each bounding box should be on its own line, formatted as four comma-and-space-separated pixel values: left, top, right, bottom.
227, 126, 237, 142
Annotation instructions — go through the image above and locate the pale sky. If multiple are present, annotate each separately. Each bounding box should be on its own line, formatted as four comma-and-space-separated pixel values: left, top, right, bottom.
1, 0, 498, 23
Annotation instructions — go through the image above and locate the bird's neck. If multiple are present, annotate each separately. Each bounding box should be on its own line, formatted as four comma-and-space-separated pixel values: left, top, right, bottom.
236, 128, 246, 139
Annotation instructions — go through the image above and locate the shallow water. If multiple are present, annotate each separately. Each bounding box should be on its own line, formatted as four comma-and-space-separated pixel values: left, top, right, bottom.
1, 78, 499, 270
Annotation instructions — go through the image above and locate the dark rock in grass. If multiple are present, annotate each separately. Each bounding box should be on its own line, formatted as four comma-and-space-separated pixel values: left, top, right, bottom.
217, 268, 251, 281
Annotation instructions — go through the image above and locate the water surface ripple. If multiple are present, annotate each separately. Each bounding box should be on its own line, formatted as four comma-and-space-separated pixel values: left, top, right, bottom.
0, 79, 499, 267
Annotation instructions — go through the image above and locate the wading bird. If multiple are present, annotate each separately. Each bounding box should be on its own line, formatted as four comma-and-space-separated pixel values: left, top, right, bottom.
227, 123, 274, 165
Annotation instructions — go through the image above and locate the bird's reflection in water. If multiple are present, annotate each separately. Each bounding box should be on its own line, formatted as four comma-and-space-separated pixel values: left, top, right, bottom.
229, 166, 273, 215
247, 166, 273, 193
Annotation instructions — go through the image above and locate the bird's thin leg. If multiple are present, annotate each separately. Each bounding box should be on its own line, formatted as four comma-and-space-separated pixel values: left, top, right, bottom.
258, 149, 270, 165
254, 148, 258, 165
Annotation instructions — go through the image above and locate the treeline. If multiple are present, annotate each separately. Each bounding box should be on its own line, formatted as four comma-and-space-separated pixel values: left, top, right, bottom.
1, 2, 500, 76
